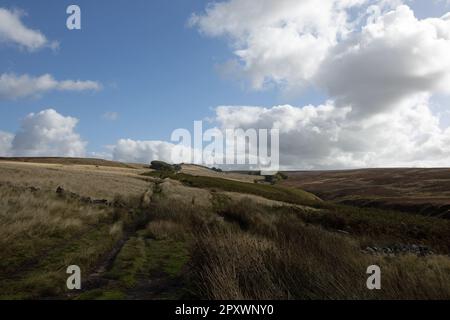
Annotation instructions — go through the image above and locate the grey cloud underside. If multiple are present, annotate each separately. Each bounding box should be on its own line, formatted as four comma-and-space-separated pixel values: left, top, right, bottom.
317, 6, 450, 118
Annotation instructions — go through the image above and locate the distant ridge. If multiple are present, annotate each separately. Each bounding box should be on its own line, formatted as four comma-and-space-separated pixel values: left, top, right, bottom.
0, 157, 145, 169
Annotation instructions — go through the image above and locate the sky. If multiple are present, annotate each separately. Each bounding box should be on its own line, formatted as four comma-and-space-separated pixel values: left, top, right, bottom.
1, 0, 450, 169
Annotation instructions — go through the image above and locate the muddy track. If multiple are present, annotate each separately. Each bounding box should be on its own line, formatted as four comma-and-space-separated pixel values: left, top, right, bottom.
0, 185, 136, 280
81, 238, 127, 291
76, 181, 181, 300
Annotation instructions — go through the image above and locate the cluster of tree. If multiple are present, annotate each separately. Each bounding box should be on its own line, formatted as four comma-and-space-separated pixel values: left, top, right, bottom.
150, 161, 181, 173
263, 172, 288, 185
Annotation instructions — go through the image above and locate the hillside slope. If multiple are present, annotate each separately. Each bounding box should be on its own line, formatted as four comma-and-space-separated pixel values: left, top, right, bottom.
282, 168, 450, 218
1, 159, 450, 300
0, 157, 146, 169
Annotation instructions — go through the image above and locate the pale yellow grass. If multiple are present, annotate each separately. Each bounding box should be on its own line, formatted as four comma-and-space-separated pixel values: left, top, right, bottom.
158, 179, 213, 209
0, 184, 109, 243
145, 220, 186, 240
181, 164, 264, 183
219, 191, 319, 212
156, 177, 318, 213
0, 160, 150, 201
0, 183, 118, 281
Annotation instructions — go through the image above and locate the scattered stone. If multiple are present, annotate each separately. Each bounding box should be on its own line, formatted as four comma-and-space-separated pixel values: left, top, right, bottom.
365, 247, 375, 253
363, 243, 434, 256
56, 186, 109, 206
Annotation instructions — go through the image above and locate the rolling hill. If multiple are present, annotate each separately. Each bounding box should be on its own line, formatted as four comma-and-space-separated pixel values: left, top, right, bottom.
282, 168, 450, 219
1, 158, 449, 300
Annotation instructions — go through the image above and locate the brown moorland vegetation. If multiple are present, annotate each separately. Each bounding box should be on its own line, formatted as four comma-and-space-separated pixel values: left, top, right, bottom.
282, 168, 450, 218
1, 158, 449, 300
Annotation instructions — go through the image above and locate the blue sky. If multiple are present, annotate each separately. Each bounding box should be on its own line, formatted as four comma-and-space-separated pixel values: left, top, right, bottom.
1, 0, 450, 168
0, 0, 315, 154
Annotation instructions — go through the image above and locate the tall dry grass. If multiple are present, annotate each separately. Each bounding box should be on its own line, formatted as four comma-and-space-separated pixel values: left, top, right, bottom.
2, 162, 450, 300
0, 161, 149, 201
0, 181, 144, 299
189, 199, 450, 300
0, 183, 114, 275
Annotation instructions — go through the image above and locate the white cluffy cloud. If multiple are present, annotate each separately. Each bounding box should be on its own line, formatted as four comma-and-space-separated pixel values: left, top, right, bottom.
109, 95, 450, 169
215, 97, 450, 169
185, 1, 450, 169
190, 0, 373, 90
0, 8, 57, 51
0, 73, 102, 100
318, 5, 450, 117
0, 109, 86, 157
112, 139, 182, 164
3, 1, 450, 170
192, 2, 450, 115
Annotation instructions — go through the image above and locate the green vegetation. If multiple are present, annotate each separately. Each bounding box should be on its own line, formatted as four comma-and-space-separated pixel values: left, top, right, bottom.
81, 198, 192, 300
2, 161, 450, 300
150, 160, 181, 173
0, 183, 130, 299
144, 171, 320, 206
76, 289, 126, 300
0, 224, 122, 299
262, 171, 288, 184
0, 181, 151, 299
107, 237, 147, 288
106, 235, 189, 288
145, 238, 189, 277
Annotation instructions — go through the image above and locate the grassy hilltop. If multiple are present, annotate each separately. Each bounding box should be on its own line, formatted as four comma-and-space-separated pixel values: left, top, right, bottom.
0, 158, 449, 300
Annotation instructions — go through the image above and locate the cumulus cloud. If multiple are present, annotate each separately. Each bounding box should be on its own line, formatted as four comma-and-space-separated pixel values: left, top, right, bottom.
191, 1, 450, 115
0, 73, 102, 100
191, 0, 373, 90
0, 8, 57, 51
318, 5, 450, 117
186, 1, 450, 168
215, 97, 450, 169
0, 109, 86, 157
0, 131, 13, 156
4, 1, 447, 170
110, 95, 450, 169
112, 139, 183, 164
